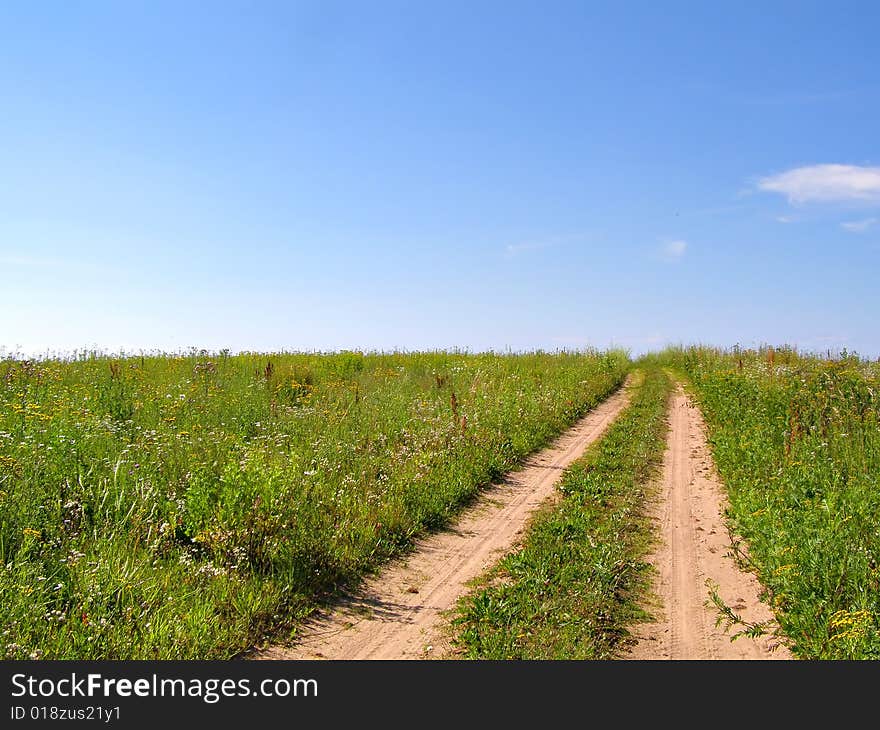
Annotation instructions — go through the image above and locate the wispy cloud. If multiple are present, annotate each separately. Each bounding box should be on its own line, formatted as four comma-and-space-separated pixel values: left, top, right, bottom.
685, 81, 868, 107
757, 164, 880, 204
503, 232, 594, 258
796, 334, 851, 353
0, 252, 118, 276
504, 240, 553, 258
681, 203, 750, 218
840, 217, 877, 233
776, 215, 795, 223
0, 253, 68, 268
736, 89, 860, 106
661, 240, 687, 260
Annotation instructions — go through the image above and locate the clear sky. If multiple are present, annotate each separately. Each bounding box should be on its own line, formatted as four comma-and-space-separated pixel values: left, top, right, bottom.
2, 2, 879, 358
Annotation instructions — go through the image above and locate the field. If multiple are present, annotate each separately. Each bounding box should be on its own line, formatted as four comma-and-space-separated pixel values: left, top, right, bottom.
663, 347, 880, 658
3, 345, 879, 661
0, 350, 627, 659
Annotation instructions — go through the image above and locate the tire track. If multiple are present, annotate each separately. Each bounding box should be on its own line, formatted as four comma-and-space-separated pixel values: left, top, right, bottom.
626, 384, 790, 660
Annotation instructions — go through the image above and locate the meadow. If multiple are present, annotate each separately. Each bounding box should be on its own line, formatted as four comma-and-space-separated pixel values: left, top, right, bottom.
663, 346, 880, 658
0, 349, 627, 659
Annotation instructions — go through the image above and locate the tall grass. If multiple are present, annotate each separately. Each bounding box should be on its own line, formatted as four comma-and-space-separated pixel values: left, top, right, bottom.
0, 349, 628, 659
663, 346, 880, 658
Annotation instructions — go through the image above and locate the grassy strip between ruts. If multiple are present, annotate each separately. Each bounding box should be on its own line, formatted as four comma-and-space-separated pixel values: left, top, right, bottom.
452, 366, 672, 659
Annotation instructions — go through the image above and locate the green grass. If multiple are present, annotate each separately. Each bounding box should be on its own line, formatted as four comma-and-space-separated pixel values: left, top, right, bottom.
662, 345, 880, 659
0, 349, 628, 659
452, 365, 672, 659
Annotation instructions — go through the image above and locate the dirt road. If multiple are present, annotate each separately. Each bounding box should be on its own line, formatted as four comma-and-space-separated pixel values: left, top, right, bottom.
626, 385, 790, 659
256, 380, 633, 660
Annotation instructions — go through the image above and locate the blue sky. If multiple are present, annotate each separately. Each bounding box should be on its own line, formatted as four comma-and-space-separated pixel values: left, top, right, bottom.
2, 1, 879, 357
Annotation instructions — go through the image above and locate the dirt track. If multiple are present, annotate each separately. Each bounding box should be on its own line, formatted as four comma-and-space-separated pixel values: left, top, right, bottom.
256, 381, 633, 660
626, 385, 790, 659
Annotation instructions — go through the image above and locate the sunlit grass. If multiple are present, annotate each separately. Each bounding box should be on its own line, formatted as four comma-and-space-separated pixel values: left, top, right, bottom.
662, 345, 880, 658
0, 349, 628, 658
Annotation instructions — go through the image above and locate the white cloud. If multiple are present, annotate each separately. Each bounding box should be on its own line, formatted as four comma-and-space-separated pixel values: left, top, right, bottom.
840, 217, 877, 233
776, 215, 794, 223
661, 240, 687, 259
757, 164, 880, 204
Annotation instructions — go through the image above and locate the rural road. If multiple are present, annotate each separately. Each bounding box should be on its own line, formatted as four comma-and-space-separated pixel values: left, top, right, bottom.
626, 385, 790, 659
256, 379, 634, 660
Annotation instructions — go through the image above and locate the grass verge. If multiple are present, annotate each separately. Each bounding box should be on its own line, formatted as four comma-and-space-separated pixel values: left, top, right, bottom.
663, 346, 880, 658
452, 365, 672, 659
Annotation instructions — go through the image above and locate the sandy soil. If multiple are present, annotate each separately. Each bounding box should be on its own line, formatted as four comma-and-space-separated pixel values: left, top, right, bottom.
626, 385, 791, 659
255, 380, 633, 660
